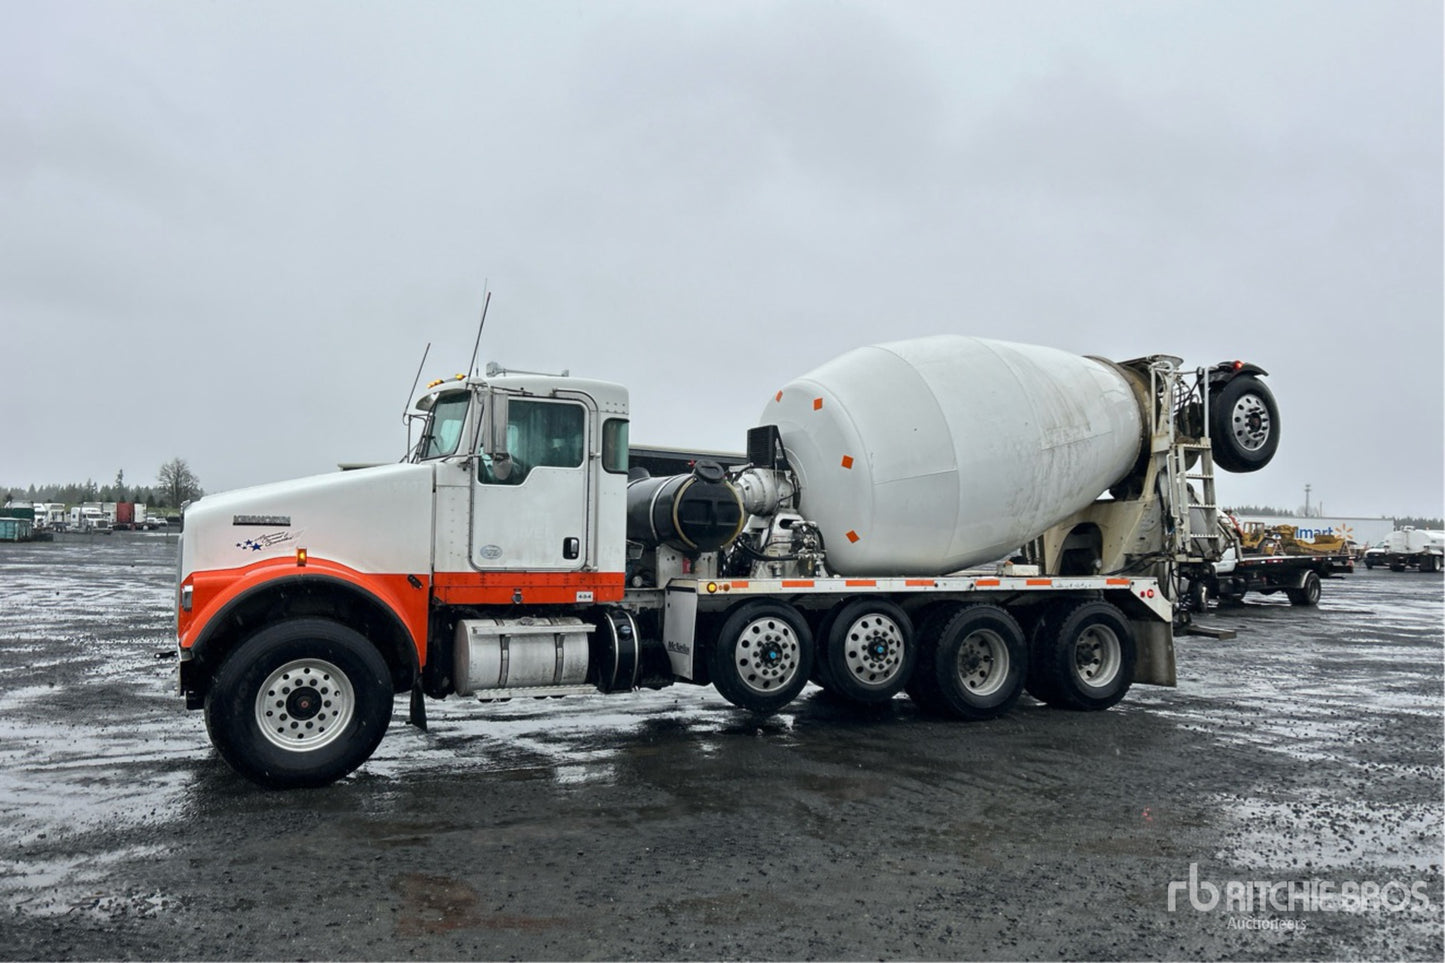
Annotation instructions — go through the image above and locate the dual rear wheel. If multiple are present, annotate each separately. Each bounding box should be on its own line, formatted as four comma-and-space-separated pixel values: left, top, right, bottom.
707, 597, 1136, 718
1024, 600, 1137, 710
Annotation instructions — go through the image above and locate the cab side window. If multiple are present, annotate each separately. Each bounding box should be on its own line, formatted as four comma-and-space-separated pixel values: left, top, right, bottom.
479, 399, 585, 485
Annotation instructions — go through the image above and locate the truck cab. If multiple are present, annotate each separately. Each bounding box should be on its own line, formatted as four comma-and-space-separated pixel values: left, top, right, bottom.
175, 372, 630, 786
411, 373, 631, 599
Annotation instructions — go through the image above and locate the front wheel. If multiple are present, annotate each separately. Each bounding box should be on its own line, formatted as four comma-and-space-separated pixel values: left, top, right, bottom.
708, 601, 813, 714
205, 618, 395, 789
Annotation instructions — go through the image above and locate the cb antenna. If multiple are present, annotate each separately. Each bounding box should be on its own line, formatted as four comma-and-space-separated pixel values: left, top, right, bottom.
402, 342, 431, 424
468, 285, 492, 379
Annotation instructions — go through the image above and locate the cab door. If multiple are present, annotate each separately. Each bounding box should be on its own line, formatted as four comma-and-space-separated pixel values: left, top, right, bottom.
471, 394, 593, 572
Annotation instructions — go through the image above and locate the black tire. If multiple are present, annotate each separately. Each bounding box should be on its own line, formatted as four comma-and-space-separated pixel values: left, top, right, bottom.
905, 604, 957, 714
1365, 559, 1375, 570
1286, 570, 1322, 606
1031, 600, 1136, 711
1024, 603, 1069, 704
204, 618, 395, 789
1420, 555, 1440, 574
708, 600, 813, 714
814, 598, 916, 704
1210, 375, 1279, 473
1390, 561, 1406, 573
1187, 578, 1209, 614
907, 604, 1026, 721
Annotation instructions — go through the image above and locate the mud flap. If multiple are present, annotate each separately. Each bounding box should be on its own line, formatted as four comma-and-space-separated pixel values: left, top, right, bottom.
663, 583, 699, 680
1130, 619, 1177, 687
408, 681, 428, 731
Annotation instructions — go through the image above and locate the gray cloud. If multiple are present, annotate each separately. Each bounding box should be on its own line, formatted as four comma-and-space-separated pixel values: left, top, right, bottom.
1, 0, 1439, 518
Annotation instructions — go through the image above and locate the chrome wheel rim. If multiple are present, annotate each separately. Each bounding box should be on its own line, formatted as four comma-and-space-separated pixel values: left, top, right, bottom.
955, 629, 1009, 697
1230, 393, 1272, 452
731, 617, 803, 695
254, 658, 355, 752
1073, 626, 1122, 689
839, 613, 905, 688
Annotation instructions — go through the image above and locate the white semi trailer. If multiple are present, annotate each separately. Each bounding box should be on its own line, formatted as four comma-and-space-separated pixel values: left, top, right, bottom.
175, 335, 1280, 788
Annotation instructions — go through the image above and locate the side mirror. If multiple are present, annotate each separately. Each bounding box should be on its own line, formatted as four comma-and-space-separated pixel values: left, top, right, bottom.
480, 391, 509, 457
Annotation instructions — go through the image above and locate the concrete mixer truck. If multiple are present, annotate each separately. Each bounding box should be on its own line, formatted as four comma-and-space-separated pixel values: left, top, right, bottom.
174, 335, 1279, 788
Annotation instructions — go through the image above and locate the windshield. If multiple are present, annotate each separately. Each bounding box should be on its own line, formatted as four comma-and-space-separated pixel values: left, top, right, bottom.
418, 391, 471, 459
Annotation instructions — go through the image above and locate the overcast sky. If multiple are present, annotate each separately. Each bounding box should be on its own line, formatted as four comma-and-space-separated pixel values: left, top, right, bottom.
3, 1, 1441, 518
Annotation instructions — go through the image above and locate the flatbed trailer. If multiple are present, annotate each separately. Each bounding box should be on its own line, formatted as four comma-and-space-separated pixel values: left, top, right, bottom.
1194, 550, 1351, 609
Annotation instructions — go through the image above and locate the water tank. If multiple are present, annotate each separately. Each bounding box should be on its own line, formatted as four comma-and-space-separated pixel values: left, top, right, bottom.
759, 335, 1144, 576
627, 461, 746, 553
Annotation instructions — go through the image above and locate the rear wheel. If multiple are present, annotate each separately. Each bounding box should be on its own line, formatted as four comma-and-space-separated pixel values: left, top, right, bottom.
1286, 570, 1322, 606
816, 599, 916, 704
1030, 601, 1136, 711
205, 618, 395, 789
708, 601, 813, 714
908, 604, 1026, 720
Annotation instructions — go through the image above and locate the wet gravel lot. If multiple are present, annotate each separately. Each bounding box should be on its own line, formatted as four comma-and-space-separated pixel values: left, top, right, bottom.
1, 533, 1441, 961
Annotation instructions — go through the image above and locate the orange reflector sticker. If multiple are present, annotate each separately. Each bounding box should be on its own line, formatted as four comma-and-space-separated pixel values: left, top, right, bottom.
975, 578, 1000, 587
906, 579, 935, 587
775, 390, 783, 402
812, 397, 823, 410
1026, 579, 1052, 586
782, 580, 815, 588
840, 455, 854, 469
845, 579, 876, 587
1106, 578, 1131, 586
845, 530, 860, 543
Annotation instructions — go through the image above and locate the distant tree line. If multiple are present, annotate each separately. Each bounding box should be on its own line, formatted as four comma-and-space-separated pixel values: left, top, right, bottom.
1224, 504, 1442, 529
3, 458, 204, 510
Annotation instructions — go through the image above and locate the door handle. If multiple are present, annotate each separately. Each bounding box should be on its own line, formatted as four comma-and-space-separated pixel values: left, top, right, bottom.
563, 537, 580, 560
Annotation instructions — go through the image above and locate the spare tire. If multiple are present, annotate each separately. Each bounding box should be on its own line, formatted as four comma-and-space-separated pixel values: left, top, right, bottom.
1211, 375, 1279, 473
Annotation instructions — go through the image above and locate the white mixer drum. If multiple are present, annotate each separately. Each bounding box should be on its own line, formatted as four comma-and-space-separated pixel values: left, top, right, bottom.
760, 335, 1144, 576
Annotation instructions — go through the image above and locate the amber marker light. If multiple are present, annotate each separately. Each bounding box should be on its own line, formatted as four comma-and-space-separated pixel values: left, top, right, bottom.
706, 582, 718, 594
297, 548, 308, 567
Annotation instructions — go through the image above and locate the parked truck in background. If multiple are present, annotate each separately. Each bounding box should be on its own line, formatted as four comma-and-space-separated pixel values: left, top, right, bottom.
69, 505, 112, 534
1364, 528, 1445, 573
174, 335, 1280, 788
111, 502, 149, 531
1183, 515, 1351, 610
